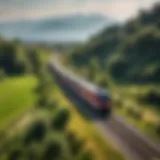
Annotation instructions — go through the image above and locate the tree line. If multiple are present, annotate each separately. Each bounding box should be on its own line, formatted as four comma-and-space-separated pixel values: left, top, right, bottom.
67, 3, 160, 84
0, 37, 93, 160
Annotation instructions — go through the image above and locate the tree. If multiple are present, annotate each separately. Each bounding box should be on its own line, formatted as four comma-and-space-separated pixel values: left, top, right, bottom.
96, 74, 109, 88
88, 58, 100, 81
0, 41, 30, 75
43, 140, 62, 160
27, 49, 42, 75
66, 132, 85, 156
51, 108, 70, 130
0, 68, 5, 81
23, 120, 46, 145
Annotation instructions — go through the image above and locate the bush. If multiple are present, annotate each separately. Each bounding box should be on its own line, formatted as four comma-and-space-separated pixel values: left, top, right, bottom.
95, 73, 109, 88
23, 120, 46, 145
126, 107, 134, 116
43, 141, 61, 160
155, 122, 160, 136
126, 107, 142, 120
0, 69, 5, 81
133, 109, 142, 120
114, 99, 123, 108
37, 96, 48, 107
46, 98, 59, 110
26, 146, 40, 160
66, 132, 85, 156
145, 90, 160, 106
8, 147, 23, 160
37, 94, 51, 108
43, 137, 62, 160
51, 108, 70, 130
79, 151, 94, 160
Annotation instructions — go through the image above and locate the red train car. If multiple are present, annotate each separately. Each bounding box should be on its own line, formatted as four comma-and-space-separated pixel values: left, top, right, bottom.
50, 61, 112, 117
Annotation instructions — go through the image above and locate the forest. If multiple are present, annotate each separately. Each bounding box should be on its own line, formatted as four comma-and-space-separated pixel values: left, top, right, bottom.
68, 3, 160, 84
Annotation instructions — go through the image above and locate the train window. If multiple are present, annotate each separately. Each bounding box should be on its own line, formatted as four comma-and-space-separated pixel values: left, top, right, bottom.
99, 93, 110, 102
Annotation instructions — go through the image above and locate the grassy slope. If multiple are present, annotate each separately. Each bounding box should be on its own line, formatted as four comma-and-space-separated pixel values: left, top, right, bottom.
54, 86, 125, 160
111, 84, 160, 141
0, 76, 37, 130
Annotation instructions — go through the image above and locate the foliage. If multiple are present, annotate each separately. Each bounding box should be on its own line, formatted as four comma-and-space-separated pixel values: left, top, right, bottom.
43, 138, 62, 160
88, 58, 100, 81
155, 122, 160, 135
51, 108, 70, 130
0, 41, 30, 75
125, 107, 142, 120
67, 4, 160, 84
139, 90, 160, 106
0, 37, 94, 160
27, 48, 43, 75
0, 68, 5, 81
23, 120, 46, 145
66, 131, 85, 156
8, 146, 23, 160
79, 151, 94, 160
95, 74, 109, 87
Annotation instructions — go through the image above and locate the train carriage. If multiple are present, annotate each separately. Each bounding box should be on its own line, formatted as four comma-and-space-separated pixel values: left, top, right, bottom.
50, 60, 112, 117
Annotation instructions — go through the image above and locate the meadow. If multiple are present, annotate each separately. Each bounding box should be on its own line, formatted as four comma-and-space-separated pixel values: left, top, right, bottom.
0, 76, 37, 130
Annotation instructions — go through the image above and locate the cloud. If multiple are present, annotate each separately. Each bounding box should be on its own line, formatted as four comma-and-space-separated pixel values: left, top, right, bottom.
79, 0, 159, 21
0, 0, 159, 22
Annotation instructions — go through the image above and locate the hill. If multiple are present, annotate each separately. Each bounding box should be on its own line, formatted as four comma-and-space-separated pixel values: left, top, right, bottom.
0, 14, 115, 43
68, 3, 160, 84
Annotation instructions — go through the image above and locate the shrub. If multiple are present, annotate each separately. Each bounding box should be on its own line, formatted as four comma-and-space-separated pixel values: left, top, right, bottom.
23, 120, 46, 145
46, 98, 59, 110
37, 94, 51, 108
51, 108, 70, 130
155, 122, 160, 136
126, 107, 134, 116
0, 68, 5, 81
126, 107, 142, 120
114, 99, 123, 108
96, 74, 109, 88
145, 90, 160, 105
133, 109, 142, 120
66, 132, 85, 156
138, 90, 160, 106
8, 147, 23, 160
79, 151, 94, 160
24, 143, 43, 160
43, 138, 62, 160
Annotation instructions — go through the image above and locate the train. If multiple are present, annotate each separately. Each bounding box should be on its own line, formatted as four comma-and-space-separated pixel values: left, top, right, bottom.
49, 60, 112, 117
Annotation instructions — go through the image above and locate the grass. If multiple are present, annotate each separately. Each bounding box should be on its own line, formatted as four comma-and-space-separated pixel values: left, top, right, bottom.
62, 56, 160, 142
54, 86, 125, 160
0, 75, 38, 130
65, 63, 160, 142
112, 85, 160, 141
115, 106, 160, 141
0, 76, 125, 160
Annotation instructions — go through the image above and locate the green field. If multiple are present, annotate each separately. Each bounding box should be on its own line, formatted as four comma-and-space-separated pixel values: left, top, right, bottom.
0, 76, 37, 130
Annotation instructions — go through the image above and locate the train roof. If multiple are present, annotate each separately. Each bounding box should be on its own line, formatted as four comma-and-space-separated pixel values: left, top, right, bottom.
52, 60, 109, 95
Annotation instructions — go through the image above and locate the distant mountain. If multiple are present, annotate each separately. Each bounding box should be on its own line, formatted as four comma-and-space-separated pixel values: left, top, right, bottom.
0, 14, 115, 43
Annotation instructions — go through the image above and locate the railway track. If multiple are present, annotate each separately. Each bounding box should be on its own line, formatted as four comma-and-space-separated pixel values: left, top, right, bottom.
97, 116, 160, 160
49, 62, 160, 160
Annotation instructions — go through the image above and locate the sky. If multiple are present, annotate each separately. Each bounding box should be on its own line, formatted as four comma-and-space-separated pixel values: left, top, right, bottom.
0, 0, 159, 22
